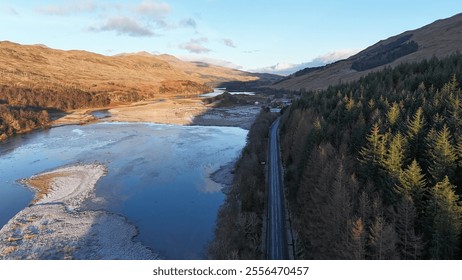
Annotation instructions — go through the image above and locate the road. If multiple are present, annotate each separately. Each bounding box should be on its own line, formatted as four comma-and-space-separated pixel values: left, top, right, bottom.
267, 118, 288, 259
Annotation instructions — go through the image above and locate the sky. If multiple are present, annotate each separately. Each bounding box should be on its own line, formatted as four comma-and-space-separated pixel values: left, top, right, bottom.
1, 1, 462, 74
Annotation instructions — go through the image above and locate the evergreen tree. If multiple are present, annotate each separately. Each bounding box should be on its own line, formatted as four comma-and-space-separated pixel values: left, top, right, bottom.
278, 55, 462, 260
428, 176, 462, 259
359, 123, 386, 178
368, 215, 398, 259
446, 87, 461, 132
457, 136, 462, 168
407, 107, 425, 138
396, 159, 426, 201
350, 217, 366, 259
387, 102, 400, 127
406, 107, 426, 160
382, 132, 407, 179
427, 125, 457, 183
395, 197, 422, 259
396, 159, 427, 236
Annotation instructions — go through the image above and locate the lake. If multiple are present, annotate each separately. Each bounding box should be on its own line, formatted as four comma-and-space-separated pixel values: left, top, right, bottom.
0, 122, 247, 259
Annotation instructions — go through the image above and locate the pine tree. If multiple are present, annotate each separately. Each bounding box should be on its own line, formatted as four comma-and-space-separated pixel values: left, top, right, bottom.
327, 163, 357, 259
395, 197, 422, 259
428, 176, 462, 259
297, 144, 334, 258
358, 190, 371, 222
407, 107, 425, 138
368, 215, 398, 259
350, 217, 366, 259
396, 160, 427, 235
427, 125, 457, 183
457, 136, 462, 168
442, 76, 461, 133
407, 107, 426, 160
359, 123, 387, 180
396, 159, 426, 200
387, 102, 400, 127
382, 132, 407, 179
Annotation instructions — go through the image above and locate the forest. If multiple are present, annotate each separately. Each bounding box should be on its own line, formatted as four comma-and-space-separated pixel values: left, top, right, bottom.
351, 34, 419, 71
0, 104, 49, 141
280, 53, 462, 259
209, 109, 277, 259
0, 83, 111, 140
0, 78, 209, 140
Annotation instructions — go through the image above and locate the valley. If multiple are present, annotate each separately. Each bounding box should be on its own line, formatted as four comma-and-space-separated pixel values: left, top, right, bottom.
2, 8, 462, 262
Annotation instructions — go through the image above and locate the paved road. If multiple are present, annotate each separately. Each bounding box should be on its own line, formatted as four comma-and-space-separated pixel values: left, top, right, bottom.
267, 118, 287, 260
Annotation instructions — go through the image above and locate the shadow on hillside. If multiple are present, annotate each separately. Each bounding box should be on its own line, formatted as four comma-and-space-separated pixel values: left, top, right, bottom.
215, 73, 282, 92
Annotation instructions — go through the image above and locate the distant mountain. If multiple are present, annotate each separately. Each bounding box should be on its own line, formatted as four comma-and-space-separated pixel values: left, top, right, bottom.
251, 49, 359, 76
0, 41, 267, 104
274, 13, 462, 91
0, 41, 281, 140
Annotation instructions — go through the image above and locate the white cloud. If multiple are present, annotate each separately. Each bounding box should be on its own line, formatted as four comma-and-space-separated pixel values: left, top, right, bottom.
91, 16, 154, 37
36, 0, 96, 16
250, 48, 361, 75
222, 38, 236, 48
135, 0, 171, 19
179, 37, 211, 54
134, 1, 179, 29
312, 49, 361, 65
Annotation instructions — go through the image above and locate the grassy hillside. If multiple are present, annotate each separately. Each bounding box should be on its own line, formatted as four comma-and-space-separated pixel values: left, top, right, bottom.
0, 41, 265, 139
274, 13, 462, 91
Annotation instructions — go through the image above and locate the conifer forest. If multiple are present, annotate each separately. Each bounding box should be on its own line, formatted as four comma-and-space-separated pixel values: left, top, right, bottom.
280, 54, 462, 259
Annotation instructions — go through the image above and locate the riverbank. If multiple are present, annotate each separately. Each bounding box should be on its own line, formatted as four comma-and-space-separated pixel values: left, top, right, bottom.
50, 97, 261, 130
0, 164, 159, 260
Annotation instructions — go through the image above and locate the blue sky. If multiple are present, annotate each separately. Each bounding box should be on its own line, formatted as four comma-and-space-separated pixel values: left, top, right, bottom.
1, 1, 462, 73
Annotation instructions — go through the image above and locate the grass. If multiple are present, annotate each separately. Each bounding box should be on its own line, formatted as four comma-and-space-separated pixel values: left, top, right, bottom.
23, 171, 71, 203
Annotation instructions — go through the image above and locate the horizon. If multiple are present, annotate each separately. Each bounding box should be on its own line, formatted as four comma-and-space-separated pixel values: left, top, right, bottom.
1, 1, 462, 74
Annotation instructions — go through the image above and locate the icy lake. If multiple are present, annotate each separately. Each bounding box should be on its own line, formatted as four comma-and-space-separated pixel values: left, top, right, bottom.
0, 122, 247, 259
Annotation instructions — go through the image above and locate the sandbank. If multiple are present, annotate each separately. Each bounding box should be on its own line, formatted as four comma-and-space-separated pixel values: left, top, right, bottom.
0, 164, 159, 260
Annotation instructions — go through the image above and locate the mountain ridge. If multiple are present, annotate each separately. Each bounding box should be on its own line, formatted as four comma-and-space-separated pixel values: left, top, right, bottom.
0, 40, 269, 103
274, 13, 462, 91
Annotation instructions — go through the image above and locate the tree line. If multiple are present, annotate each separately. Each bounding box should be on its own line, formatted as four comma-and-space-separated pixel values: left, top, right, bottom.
208, 109, 277, 259
0, 83, 112, 140
0, 78, 211, 140
280, 54, 462, 259
0, 105, 49, 141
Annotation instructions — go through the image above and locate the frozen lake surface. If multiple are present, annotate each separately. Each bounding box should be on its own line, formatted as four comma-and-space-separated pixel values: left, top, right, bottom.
0, 122, 247, 259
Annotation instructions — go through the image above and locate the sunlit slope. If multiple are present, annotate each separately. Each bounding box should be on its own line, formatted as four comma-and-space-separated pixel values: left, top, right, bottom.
274, 13, 462, 91
0, 41, 259, 103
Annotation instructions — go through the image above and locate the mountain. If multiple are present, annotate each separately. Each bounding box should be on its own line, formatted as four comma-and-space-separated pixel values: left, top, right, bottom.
0, 41, 265, 105
251, 49, 360, 76
274, 13, 462, 91
0, 41, 279, 140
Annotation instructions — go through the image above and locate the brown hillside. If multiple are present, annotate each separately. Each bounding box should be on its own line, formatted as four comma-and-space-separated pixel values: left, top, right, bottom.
0, 41, 259, 104
0, 41, 263, 139
274, 13, 462, 91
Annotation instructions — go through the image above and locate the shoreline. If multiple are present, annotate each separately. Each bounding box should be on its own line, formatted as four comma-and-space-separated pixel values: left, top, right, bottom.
210, 161, 236, 194
0, 96, 258, 259
50, 97, 260, 130
0, 163, 159, 260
